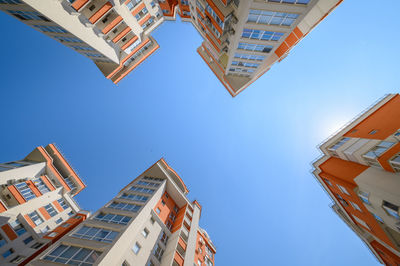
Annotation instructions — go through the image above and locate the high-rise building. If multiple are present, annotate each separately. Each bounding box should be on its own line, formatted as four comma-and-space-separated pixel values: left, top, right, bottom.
28, 158, 216, 266
312, 94, 400, 265
0, 144, 87, 265
0, 0, 342, 96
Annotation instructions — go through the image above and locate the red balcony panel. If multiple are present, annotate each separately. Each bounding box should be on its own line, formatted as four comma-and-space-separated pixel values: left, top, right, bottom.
102, 15, 122, 34
112, 26, 131, 43
71, 0, 89, 11
89, 2, 113, 24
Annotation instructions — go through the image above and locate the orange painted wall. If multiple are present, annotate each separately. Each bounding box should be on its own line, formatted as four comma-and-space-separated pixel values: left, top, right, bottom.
71, 0, 89, 10
319, 158, 397, 250
53, 200, 64, 213
344, 94, 400, 140
371, 240, 400, 265
1, 224, 17, 240
8, 185, 26, 204
41, 175, 56, 191
24, 214, 36, 228
194, 230, 216, 265
39, 207, 51, 220
0, 201, 6, 213
27, 180, 42, 197
102, 16, 123, 34
89, 2, 112, 24
171, 205, 187, 233
154, 192, 177, 226
274, 27, 303, 58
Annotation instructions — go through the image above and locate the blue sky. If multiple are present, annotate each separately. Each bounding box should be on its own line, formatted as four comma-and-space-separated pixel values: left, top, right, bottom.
1, 1, 400, 265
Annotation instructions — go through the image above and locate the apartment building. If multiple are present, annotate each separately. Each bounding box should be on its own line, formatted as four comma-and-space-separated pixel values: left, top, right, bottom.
0, 144, 87, 265
312, 94, 400, 265
28, 158, 216, 266
1, 0, 342, 96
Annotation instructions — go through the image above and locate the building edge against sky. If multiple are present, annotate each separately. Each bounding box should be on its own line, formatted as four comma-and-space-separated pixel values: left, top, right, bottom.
0, 0, 342, 97
312, 93, 400, 265
0, 145, 216, 266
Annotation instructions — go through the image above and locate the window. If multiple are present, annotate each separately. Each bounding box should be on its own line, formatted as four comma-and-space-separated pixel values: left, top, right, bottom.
135, 7, 148, 20
150, 217, 155, 224
142, 228, 149, 238
161, 200, 166, 205
323, 178, 332, 186
166, 220, 172, 230
247, 9, 298, 26
363, 141, 395, 159
31, 242, 44, 249
129, 186, 155, 194
109, 202, 141, 212
57, 198, 69, 210
132, 242, 141, 254
23, 236, 34, 244
55, 218, 63, 224
350, 201, 362, 212
0, 233, 7, 248
10, 220, 26, 236
43, 244, 102, 265
94, 213, 132, 225
238, 42, 273, 53
268, 0, 310, 4
142, 18, 154, 30
169, 213, 176, 222
41, 226, 50, 234
120, 193, 148, 202
150, 1, 155, 8
33, 25, 68, 33
29, 211, 44, 226
372, 213, 384, 223
205, 5, 223, 29
337, 185, 350, 196
126, 0, 141, 10
153, 243, 164, 261
328, 137, 350, 153
234, 53, 265, 61
2, 248, 14, 258
369, 130, 378, 135
389, 153, 400, 172
231, 61, 259, 68
0, 0, 22, 3
358, 190, 370, 205
72, 226, 118, 243
61, 223, 70, 228
123, 41, 153, 66
242, 28, 284, 41
48, 232, 57, 237
32, 177, 50, 194
71, 45, 96, 51
159, 231, 168, 245
352, 215, 370, 230
156, 208, 161, 214
15, 182, 36, 201
44, 204, 58, 217
137, 180, 160, 187
54, 36, 83, 43
382, 201, 400, 219
10, 255, 25, 263
8, 10, 49, 21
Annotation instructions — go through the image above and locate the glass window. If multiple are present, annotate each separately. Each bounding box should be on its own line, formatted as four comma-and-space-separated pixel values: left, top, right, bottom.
129, 186, 155, 194
8, 10, 49, 21
56, 218, 63, 224
43, 244, 102, 265
337, 185, 350, 196
372, 213, 384, 223
156, 208, 161, 214
132, 242, 141, 254
247, 9, 298, 26
44, 204, 58, 217
33, 25, 68, 33
10, 220, 26, 236
72, 226, 118, 243
358, 190, 370, 205
10, 255, 25, 263
32, 177, 50, 194
94, 212, 132, 225
268, 0, 310, 4
389, 153, 400, 172
242, 28, 284, 41
153, 243, 164, 261
0, 0, 22, 3
159, 231, 168, 245
238, 42, 273, 53
328, 137, 350, 152
15, 182, 36, 201
23, 236, 34, 244
2, 248, 14, 258
142, 228, 149, 238
108, 202, 141, 212
120, 193, 148, 202
0, 233, 7, 248
382, 201, 400, 219
41, 226, 50, 234
234, 53, 265, 61
57, 198, 69, 210
29, 211, 44, 226
363, 141, 395, 159
350, 201, 362, 212
137, 180, 159, 187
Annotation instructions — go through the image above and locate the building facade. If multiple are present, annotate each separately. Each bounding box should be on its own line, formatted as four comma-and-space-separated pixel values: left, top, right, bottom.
0, 144, 87, 265
312, 94, 400, 265
1, 0, 342, 96
28, 158, 216, 266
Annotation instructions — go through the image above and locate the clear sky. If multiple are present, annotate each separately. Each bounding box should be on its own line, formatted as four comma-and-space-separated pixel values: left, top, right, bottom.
1, 1, 400, 265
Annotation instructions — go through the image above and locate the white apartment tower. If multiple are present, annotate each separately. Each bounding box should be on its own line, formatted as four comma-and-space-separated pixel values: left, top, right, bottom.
0, 144, 87, 265
1, 0, 342, 96
29, 158, 216, 266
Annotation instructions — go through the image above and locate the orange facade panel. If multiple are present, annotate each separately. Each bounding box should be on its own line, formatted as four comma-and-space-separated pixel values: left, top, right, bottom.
39, 207, 51, 220
344, 94, 400, 140
319, 157, 368, 184
371, 240, 400, 265
139, 13, 152, 26
53, 200, 64, 213
1, 224, 17, 241
131, 2, 146, 16
8, 185, 26, 204
121, 35, 139, 50
205, 0, 224, 21
274, 42, 289, 58
0, 201, 6, 213
102, 15, 122, 34
41, 175, 55, 191
71, 0, 89, 11
89, 2, 112, 24
378, 142, 400, 172
27, 180, 42, 197
112, 26, 131, 43
174, 252, 184, 266
24, 214, 36, 228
